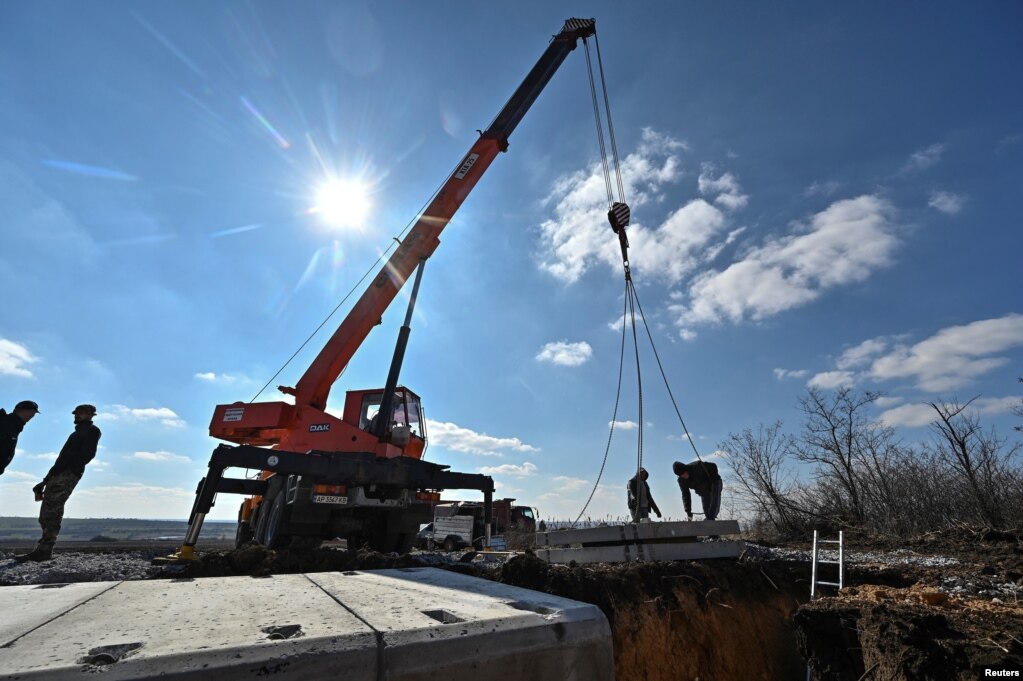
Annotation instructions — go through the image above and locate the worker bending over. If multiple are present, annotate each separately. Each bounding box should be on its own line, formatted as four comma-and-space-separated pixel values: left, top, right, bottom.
673, 460, 722, 521
16, 404, 101, 563
627, 468, 661, 522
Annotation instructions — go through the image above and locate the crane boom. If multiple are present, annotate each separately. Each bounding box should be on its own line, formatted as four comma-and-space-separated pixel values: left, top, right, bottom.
288, 18, 596, 411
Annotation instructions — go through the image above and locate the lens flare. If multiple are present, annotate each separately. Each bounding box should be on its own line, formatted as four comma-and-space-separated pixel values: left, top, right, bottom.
313, 178, 371, 229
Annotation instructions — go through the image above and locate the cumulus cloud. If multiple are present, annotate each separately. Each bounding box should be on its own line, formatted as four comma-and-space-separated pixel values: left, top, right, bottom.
868, 314, 1023, 392
928, 191, 965, 215
836, 338, 889, 370
902, 143, 945, 173
131, 451, 191, 463
610, 420, 639, 430
479, 462, 538, 477
698, 165, 748, 211
874, 396, 904, 408
0, 339, 38, 378
804, 180, 840, 197
551, 475, 589, 492
536, 340, 592, 367
773, 368, 809, 380
807, 371, 857, 390
426, 419, 538, 456
673, 195, 898, 331
879, 396, 1020, 429
98, 405, 186, 428
539, 128, 747, 286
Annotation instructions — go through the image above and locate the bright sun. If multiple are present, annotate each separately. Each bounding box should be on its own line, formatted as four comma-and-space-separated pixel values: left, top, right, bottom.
313, 178, 371, 229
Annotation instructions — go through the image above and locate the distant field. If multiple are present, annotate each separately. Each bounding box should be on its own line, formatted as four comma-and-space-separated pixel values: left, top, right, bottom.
0, 517, 236, 542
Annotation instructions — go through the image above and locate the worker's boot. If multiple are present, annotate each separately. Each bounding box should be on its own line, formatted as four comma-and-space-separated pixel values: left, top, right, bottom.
13, 547, 52, 563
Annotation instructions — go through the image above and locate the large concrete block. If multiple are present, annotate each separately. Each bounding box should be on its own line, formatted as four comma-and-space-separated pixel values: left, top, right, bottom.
0, 568, 613, 681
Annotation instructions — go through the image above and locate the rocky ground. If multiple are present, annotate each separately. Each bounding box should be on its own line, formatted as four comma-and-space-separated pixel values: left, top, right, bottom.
2, 527, 1021, 679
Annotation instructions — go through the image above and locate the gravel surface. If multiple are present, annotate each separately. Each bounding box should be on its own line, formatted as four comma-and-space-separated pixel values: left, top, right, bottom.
0, 549, 168, 585
744, 543, 962, 568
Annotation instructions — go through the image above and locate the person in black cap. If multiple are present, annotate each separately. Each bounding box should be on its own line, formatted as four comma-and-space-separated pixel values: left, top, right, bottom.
673, 460, 722, 521
16, 404, 101, 563
0, 400, 40, 476
627, 467, 661, 522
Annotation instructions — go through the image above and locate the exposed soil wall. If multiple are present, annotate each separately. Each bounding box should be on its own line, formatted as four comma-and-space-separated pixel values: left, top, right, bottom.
796, 585, 1023, 680
496, 553, 808, 681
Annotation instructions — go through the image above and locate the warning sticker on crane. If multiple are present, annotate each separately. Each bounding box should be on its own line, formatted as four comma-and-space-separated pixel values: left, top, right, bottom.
223, 407, 245, 422
454, 153, 479, 179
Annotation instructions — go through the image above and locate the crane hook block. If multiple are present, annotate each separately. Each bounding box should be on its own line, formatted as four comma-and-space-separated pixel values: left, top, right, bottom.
608, 202, 630, 234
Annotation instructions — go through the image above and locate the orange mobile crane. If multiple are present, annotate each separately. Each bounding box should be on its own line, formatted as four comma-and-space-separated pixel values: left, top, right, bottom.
168, 18, 605, 560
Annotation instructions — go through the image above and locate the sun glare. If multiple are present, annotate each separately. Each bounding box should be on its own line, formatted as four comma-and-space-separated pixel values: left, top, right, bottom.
313, 178, 371, 229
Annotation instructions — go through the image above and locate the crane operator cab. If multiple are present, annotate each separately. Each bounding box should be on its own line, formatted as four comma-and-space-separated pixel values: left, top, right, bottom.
346, 387, 427, 455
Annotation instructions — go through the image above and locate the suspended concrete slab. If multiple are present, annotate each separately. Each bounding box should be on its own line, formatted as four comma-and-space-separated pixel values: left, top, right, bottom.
535, 519, 744, 564
0, 568, 613, 681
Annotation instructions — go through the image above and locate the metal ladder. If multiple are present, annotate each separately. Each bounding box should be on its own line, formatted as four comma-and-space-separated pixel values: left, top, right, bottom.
807, 531, 845, 680
809, 530, 845, 599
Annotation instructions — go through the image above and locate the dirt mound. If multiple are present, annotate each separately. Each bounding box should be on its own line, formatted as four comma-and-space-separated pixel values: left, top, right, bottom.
796, 592, 1023, 680
173, 543, 422, 578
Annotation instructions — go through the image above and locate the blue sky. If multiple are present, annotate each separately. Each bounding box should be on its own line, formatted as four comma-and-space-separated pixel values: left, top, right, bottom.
1, 2, 1021, 522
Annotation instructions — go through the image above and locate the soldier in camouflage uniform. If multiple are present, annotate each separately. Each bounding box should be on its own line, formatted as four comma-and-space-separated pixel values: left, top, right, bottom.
16, 404, 101, 563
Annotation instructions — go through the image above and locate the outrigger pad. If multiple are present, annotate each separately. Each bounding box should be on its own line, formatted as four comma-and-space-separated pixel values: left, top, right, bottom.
151, 545, 199, 565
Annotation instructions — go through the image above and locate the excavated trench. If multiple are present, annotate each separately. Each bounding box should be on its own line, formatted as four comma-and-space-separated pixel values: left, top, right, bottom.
172, 539, 1023, 680
6, 533, 1021, 679
178, 545, 809, 680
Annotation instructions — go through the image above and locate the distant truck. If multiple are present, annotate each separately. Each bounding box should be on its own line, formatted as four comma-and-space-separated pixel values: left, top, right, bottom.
417, 498, 538, 551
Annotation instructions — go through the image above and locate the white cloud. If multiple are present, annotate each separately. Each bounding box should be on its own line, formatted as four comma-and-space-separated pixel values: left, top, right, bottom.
131, 451, 191, 463
536, 341, 592, 367
2, 470, 37, 481
928, 191, 965, 215
24, 452, 59, 461
878, 403, 934, 428
0, 338, 38, 378
807, 371, 857, 390
868, 314, 1023, 392
879, 395, 1018, 429
698, 165, 748, 211
773, 368, 809, 380
426, 419, 538, 456
72, 483, 198, 518
98, 405, 186, 428
195, 371, 242, 383
874, 396, 904, 408
902, 143, 945, 173
479, 462, 538, 477
551, 475, 588, 492
674, 195, 898, 331
539, 128, 746, 286
804, 180, 840, 197
706, 449, 729, 459
837, 338, 888, 370
609, 420, 638, 430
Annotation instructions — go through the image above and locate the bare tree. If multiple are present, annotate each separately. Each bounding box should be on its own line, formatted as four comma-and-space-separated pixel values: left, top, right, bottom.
928, 398, 1020, 529
720, 422, 805, 536
795, 387, 881, 525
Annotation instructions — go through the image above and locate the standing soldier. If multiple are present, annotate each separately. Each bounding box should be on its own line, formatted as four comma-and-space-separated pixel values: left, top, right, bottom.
16, 404, 101, 563
627, 468, 662, 522
1, 400, 40, 476
673, 460, 723, 521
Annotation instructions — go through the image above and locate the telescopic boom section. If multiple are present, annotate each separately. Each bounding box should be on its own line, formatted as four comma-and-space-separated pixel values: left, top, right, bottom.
287, 18, 596, 411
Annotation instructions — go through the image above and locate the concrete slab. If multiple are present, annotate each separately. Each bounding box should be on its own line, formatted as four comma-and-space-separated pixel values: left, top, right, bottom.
308, 568, 613, 681
536, 519, 740, 546
0, 581, 116, 647
535, 539, 746, 564
0, 568, 613, 681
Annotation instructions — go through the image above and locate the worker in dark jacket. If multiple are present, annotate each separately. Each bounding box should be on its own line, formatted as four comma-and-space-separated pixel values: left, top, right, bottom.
673, 460, 722, 521
627, 468, 661, 522
16, 404, 101, 563
1, 400, 40, 476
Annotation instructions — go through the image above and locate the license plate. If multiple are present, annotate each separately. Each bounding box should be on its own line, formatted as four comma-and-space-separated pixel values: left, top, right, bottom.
312, 494, 348, 504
